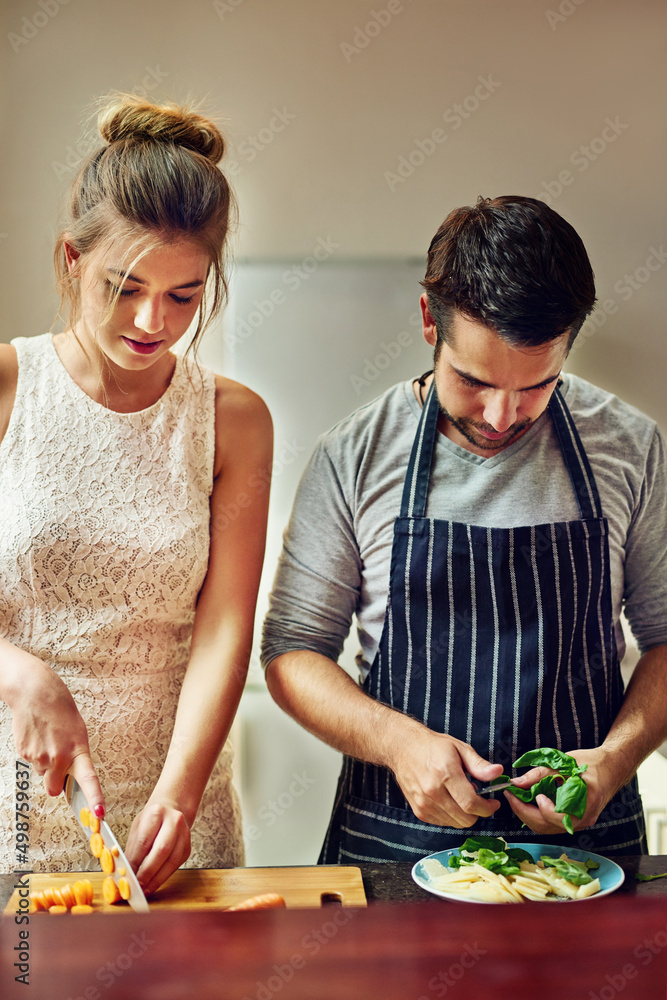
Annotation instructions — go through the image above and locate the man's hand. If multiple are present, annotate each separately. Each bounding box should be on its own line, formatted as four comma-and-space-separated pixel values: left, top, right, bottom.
388, 729, 505, 828
503, 748, 616, 834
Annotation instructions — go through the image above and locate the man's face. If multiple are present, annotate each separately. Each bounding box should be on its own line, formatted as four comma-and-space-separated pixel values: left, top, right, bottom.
421, 297, 570, 456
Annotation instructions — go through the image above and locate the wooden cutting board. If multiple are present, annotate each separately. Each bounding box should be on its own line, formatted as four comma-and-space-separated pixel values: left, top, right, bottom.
5, 866, 367, 914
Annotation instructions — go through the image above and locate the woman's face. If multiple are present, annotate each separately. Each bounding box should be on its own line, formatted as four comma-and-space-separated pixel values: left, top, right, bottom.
69, 238, 210, 371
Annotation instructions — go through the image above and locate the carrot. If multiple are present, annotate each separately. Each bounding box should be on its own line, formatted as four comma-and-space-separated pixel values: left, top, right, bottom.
41, 888, 57, 908
31, 891, 48, 911
226, 893, 286, 911
89, 815, 101, 834
100, 847, 115, 874
49, 905, 68, 914
73, 881, 92, 906
60, 884, 77, 909
89, 832, 104, 858
102, 877, 121, 904
79, 807, 91, 827
111, 846, 119, 857
71, 904, 93, 914
118, 877, 131, 900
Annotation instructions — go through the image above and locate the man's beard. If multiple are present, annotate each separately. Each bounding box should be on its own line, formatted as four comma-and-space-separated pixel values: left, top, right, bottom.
433, 386, 532, 451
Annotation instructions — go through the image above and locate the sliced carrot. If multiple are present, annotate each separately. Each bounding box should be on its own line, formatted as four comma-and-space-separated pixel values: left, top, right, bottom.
100, 847, 115, 874
111, 846, 119, 857
30, 891, 47, 911
118, 877, 131, 900
51, 888, 66, 908
41, 887, 57, 908
89, 815, 100, 834
226, 893, 286, 911
59, 884, 76, 909
73, 881, 90, 906
80, 879, 94, 905
71, 904, 93, 914
102, 877, 121, 905
49, 905, 68, 914
89, 832, 104, 858
79, 807, 91, 827
118, 867, 126, 877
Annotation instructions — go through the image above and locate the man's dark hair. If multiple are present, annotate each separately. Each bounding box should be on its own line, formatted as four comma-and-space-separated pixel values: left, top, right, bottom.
420, 195, 596, 349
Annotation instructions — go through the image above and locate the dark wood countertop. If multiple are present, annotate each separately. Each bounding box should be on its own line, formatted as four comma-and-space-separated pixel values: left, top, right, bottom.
2, 857, 667, 999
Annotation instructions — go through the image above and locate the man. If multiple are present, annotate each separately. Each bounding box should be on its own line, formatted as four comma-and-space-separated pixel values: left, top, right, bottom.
261, 195, 667, 862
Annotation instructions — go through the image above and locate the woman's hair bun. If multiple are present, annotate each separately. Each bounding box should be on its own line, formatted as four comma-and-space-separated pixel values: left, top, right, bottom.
97, 93, 226, 164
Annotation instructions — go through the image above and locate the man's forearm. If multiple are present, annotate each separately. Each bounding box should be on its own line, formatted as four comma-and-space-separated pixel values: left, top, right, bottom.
265, 649, 424, 771
600, 643, 667, 791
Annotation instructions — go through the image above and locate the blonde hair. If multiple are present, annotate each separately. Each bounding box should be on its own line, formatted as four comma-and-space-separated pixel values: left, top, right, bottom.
54, 93, 235, 352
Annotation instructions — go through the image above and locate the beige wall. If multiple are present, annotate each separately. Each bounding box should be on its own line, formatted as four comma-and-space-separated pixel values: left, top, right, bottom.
1, 0, 666, 427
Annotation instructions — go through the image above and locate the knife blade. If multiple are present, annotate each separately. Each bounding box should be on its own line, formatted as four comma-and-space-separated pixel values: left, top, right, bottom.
62, 774, 150, 912
473, 779, 518, 796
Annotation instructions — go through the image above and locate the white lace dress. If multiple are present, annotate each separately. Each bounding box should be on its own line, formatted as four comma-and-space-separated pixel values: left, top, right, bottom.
0, 334, 244, 872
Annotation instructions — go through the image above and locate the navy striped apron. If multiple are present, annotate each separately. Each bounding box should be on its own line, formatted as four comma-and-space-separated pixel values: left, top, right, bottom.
320, 382, 646, 863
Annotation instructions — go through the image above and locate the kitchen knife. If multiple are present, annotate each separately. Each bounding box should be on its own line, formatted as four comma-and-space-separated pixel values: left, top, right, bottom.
62, 774, 150, 912
472, 779, 518, 796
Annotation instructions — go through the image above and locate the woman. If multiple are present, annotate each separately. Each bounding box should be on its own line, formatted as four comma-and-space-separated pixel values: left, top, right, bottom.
0, 94, 272, 893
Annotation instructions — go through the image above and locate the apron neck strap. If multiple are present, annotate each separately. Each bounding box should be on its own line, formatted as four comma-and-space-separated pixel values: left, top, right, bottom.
401, 379, 603, 521
400, 379, 439, 518
548, 386, 603, 520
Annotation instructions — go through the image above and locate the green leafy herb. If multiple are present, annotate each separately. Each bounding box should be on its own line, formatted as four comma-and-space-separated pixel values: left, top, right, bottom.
448, 838, 528, 877
513, 748, 587, 778
504, 747, 588, 835
460, 836, 507, 853
540, 855, 598, 886
635, 871, 667, 882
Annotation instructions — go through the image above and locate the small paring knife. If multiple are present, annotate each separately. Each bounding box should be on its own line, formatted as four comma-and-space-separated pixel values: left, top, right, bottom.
63, 774, 150, 913
472, 779, 518, 796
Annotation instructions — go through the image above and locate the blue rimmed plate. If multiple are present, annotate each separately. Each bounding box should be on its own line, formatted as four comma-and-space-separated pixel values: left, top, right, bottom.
411, 843, 625, 903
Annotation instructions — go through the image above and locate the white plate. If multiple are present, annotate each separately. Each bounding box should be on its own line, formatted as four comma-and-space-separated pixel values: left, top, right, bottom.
411, 843, 625, 903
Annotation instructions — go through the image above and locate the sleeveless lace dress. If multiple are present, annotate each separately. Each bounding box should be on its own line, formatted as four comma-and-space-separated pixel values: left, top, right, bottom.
0, 334, 244, 872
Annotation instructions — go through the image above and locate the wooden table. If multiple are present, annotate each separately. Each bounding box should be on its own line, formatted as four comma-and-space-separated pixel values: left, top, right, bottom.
2, 856, 667, 999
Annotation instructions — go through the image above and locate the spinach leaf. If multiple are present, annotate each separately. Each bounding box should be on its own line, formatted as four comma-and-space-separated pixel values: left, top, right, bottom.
555, 774, 587, 820
505, 748, 589, 835
505, 847, 534, 863
540, 856, 596, 886
513, 747, 587, 778
459, 835, 507, 854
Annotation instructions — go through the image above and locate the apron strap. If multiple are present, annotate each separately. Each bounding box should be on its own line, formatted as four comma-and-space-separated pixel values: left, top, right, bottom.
400, 380, 439, 518
548, 386, 603, 520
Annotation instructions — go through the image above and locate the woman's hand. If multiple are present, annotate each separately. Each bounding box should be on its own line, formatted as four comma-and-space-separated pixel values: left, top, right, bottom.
124, 798, 192, 894
5, 647, 105, 816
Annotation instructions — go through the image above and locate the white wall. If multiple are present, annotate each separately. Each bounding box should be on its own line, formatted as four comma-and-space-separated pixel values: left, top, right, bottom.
2, 0, 665, 863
